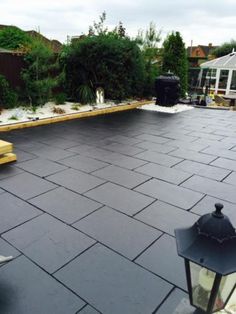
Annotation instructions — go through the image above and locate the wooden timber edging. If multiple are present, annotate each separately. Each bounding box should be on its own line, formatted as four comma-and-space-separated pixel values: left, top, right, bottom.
0, 100, 152, 132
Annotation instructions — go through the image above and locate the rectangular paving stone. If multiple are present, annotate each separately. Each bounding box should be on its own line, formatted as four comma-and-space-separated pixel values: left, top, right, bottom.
211, 157, 236, 171
156, 289, 191, 314
0, 165, 23, 180
55, 244, 172, 314
135, 133, 170, 144
161, 132, 198, 142
92, 165, 150, 188
136, 234, 186, 290
106, 135, 142, 145
181, 175, 236, 204
135, 150, 182, 167
29, 145, 76, 161
0, 172, 57, 200
135, 179, 203, 210
3, 214, 95, 273
40, 137, 80, 149
14, 149, 37, 162
164, 139, 209, 152
101, 142, 144, 156
191, 195, 236, 226
74, 206, 161, 260
173, 159, 230, 181
0, 238, 21, 262
0, 256, 85, 314
203, 146, 236, 160
188, 131, 224, 141
0, 192, 42, 234
79, 305, 100, 314
47, 168, 105, 194
58, 155, 108, 173
135, 162, 191, 185
135, 200, 198, 236
16, 158, 68, 177
169, 148, 216, 164
85, 182, 154, 216
135, 141, 176, 154
29, 187, 102, 224
223, 171, 236, 186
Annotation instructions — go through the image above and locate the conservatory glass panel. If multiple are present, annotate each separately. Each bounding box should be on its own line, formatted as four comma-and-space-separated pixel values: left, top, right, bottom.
218, 70, 229, 89
230, 71, 236, 91
206, 69, 217, 89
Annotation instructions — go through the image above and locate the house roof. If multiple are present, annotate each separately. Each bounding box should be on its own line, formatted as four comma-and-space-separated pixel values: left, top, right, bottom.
187, 45, 218, 57
200, 51, 236, 69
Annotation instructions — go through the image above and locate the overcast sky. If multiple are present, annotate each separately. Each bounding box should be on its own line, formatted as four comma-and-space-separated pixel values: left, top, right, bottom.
1, 0, 236, 47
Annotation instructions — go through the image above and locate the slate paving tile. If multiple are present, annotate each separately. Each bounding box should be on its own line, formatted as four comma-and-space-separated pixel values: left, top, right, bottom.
3, 214, 95, 273
58, 155, 108, 173
188, 131, 224, 141
106, 135, 142, 145
47, 168, 105, 194
135, 179, 203, 210
0, 172, 57, 200
29, 187, 102, 224
135, 150, 182, 167
173, 159, 230, 181
210, 157, 236, 171
135, 141, 176, 154
135, 162, 191, 185
0, 238, 21, 262
29, 145, 76, 161
0, 165, 23, 180
223, 171, 236, 186
135, 200, 198, 236
55, 244, 172, 314
14, 149, 37, 163
169, 148, 216, 164
0, 193, 42, 234
85, 182, 154, 216
39, 137, 80, 149
160, 132, 198, 142
191, 195, 236, 226
0, 188, 4, 194
156, 289, 192, 314
165, 139, 209, 152
135, 133, 170, 144
79, 306, 100, 314
0, 256, 85, 314
16, 158, 68, 177
74, 206, 161, 260
203, 146, 236, 160
136, 234, 186, 290
181, 175, 236, 204
92, 165, 150, 188
101, 142, 144, 156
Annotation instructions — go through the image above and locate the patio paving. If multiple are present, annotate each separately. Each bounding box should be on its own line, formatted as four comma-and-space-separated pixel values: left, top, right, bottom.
0, 107, 236, 313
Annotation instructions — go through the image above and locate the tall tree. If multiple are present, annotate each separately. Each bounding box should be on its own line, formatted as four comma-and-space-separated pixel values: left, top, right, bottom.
162, 31, 188, 96
0, 26, 32, 50
212, 40, 236, 57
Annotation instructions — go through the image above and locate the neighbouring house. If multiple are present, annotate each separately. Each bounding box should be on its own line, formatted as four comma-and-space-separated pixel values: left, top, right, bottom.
199, 51, 236, 95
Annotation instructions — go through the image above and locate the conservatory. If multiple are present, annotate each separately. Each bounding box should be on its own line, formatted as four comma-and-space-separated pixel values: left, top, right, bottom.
199, 51, 236, 95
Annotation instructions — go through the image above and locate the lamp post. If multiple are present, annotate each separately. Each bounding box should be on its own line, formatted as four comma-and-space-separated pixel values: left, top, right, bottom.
175, 203, 236, 314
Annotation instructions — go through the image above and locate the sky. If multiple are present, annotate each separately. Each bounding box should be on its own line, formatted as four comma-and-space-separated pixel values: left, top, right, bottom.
1, 0, 236, 47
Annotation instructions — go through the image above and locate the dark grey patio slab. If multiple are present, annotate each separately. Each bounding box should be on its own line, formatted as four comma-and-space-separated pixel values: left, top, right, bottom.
135, 162, 191, 185
169, 148, 216, 164
29, 145, 76, 161
0, 165, 23, 180
29, 187, 102, 224
136, 234, 186, 290
58, 155, 109, 173
135, 200, 198, 236
92, 165, 150, 188
190, 195, 236, 226
210, 157, 236, 171
0, 256, 85, 314
0, 192, 42, 234
14, 149, 37, 162
160, 131, 198, 142
73, 206, 161, 260
47, 168, 105, 194
79, 305, 100, 314
3, 214, 95, 273
181, 175, 236, 204
0, 238, 21, 262
223, 171, 236, 186
135, 140, 176, 154
203, 146, 236, 160
173, 159, 230, 181
85, 182, 154, 216
0, 172, 57, 200
106, 134, 142, 145
101, 142, 144, 156
156, 289, 193, 314
164, 139, 209, 152
16, 158, 68, 177
39, 137, 80, 149
135, 179, 204, 210
55, 244, 172, 314
188, 131, 224, 141
135, 150, 182, 167
135, 133, 170, 144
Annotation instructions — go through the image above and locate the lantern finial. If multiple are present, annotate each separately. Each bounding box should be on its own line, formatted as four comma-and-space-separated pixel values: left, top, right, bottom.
213, 203, 224, 218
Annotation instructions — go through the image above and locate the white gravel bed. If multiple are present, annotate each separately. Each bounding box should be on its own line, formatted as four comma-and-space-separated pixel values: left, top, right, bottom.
139, 103, 194, 113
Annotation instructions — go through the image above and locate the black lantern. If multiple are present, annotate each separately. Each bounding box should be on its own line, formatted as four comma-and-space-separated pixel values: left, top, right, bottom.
175, 203, 236, 314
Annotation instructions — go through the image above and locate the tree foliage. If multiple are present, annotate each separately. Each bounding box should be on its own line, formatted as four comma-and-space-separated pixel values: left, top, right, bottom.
212, 40, 236, 57
162, 31, 188, 96
0, 26, 32, 50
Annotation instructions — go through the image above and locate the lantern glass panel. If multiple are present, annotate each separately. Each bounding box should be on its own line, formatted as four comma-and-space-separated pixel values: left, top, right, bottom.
190, 262, 216, 311
213, 273, 236, 312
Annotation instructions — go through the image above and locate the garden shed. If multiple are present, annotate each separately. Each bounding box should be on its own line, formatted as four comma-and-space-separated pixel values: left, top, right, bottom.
199, 51, 236, 95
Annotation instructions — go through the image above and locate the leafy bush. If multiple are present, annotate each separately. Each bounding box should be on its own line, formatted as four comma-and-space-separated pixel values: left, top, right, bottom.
54, 92, 66, 105
0, 75, 18, 108
0, 26, 32, 50
212, 40, 236, 57
78, 85, 95, 104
